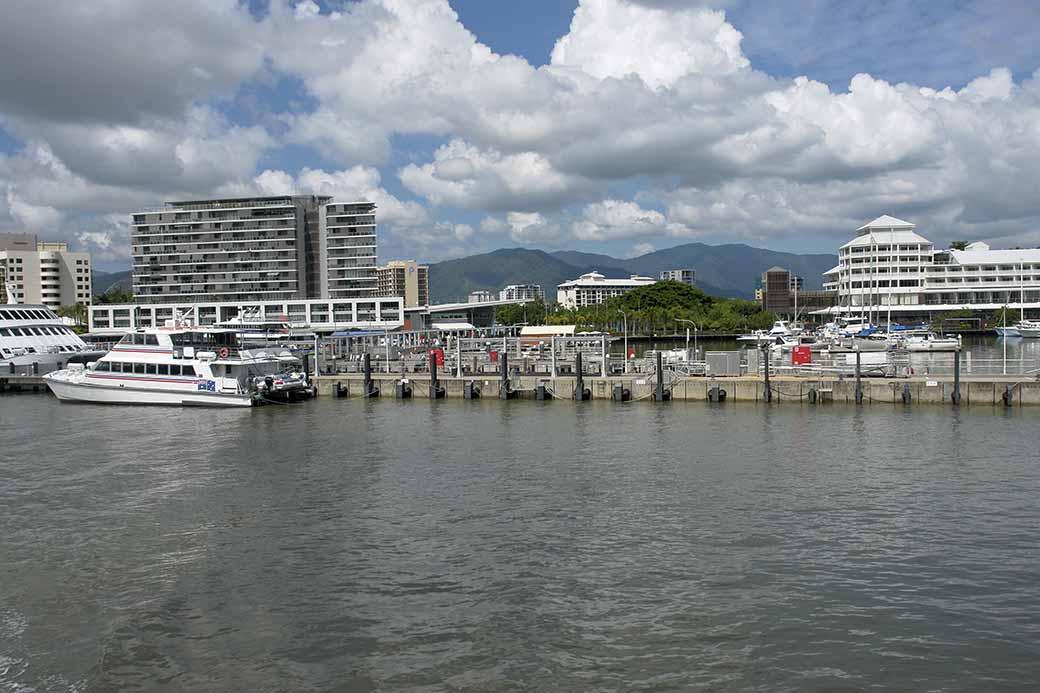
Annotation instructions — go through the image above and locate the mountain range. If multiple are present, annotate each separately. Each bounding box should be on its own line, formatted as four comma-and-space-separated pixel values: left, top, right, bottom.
92, 241, 838, 304
428, 243, 837, 303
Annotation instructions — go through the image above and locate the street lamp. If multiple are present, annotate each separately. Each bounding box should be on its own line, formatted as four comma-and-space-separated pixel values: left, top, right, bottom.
676, 318, 698, 357
619, 309, 629, 373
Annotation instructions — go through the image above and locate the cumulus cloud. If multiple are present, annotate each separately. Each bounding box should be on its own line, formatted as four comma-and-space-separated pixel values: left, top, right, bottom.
572, 199, 695, 241
550, 0, 749, 89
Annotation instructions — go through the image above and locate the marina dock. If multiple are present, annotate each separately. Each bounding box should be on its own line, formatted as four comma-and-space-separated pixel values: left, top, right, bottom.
0, 374, 49, 393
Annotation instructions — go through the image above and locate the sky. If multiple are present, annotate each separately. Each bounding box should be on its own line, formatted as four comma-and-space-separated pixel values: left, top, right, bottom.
1, 0, 1039, 271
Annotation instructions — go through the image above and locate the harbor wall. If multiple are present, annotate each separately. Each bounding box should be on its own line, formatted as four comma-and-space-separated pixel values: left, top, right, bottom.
314, 374, 1040, 406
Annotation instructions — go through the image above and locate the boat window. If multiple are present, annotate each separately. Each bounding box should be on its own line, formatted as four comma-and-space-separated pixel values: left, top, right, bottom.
146, 364, 157, 375
0, 311, 10, 320
170, 364, 182, 376
11, 328, 23, 336
94, 361, 111, 372
144, 334, 159, 346
133, 363, 146, 374
158, 364, 169, 375
111, 362, 122, 373
119, 334, 132, 345
0, 328, 8, 336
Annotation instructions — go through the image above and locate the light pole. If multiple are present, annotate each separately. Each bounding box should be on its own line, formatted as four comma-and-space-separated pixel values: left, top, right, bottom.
620, 309, 629, 373
676, 319, 698, 358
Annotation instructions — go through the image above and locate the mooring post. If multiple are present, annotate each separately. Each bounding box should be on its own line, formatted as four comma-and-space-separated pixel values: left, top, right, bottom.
499, 350, 510, 399
363, 352, 373, 397
600, 335, 607, 377
550, 336, 557, 378
429, 350, 440, 399
575, 351, 584, 400
855, 348, 863, 404
655, 350, 665, 402
32, 361, 39, 376
952, 347, 962, 405
762, 345, 772, 403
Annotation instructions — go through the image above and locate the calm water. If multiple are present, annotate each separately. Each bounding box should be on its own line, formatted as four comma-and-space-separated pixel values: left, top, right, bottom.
2, 396, 1040, 691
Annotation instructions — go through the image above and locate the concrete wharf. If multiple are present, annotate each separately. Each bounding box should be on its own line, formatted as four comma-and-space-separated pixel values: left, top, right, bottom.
314, 372, 1040, 407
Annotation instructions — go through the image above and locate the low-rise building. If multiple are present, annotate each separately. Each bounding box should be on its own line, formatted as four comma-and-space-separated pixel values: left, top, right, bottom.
556, 271, 657, 309
660, 269, 695, 286
0, 233, 91, 311
89, 296, 403, 334
377, 260, 429, 308
499, 283, 544, 302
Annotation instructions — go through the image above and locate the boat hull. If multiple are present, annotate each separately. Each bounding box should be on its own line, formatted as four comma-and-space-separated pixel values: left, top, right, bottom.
1018, 328, 1040, 338
45, 375, 254, 407
904, 341, 960, 352
995, 327, 1020, 338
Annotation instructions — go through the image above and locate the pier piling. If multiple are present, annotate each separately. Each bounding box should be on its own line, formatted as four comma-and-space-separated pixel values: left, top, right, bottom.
952, 348, 962, 406
362, 353, 379, 398
763, 346, 772, 403
902, 383, 912, 405
429, 351, 445, 399
574, 352, 590, 400
499, 351, 514, 399
653, 351, 671, 401
854, 349, 863, 404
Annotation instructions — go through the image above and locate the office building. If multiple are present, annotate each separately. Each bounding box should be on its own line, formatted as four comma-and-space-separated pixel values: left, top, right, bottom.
760, 267, 793, 314
377, 260, 429, 308
660, 269, 696, 286
819, 215, 1040, 319
131, 196, 378, 304
556, 271, 656, 309
0, 233, 91, 310
499, 284, 543, 302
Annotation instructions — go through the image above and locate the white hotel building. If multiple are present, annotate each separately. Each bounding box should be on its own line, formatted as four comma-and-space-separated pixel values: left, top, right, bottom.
556, 271, 657, 309
821, 215, 1040, 320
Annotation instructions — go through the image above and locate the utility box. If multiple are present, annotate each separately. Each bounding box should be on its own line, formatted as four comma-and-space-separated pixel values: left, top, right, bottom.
706, 351, 743, 376
792, 345, 812, 365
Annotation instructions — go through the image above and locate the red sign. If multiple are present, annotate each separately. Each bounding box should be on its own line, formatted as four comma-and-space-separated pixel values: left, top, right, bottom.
627, 347, 636, 359
429, 348, 445, 367
489, 350, 499, 363
792, 345, 812, 365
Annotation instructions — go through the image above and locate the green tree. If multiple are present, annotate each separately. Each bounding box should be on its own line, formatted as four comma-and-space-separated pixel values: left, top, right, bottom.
949, 240, 968, 251
94, 287, 135, 305
57, 302, 88, 327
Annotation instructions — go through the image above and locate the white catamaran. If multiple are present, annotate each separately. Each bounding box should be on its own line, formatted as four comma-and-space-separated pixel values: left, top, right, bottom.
44, 327, 309, 407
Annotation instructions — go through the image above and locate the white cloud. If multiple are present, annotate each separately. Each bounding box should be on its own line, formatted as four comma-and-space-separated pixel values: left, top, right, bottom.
629, 242, 655, 257
550, 0, 749, 89
506, 211, 562, 244
400, 139, 586, 211
572, 199, 695, 241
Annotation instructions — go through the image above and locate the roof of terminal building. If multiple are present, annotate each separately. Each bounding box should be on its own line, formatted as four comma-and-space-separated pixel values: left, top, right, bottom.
856, 214, 915, 231
950, 248, 1040, 265
558, 272, 657, 288
842, 228, 932, 249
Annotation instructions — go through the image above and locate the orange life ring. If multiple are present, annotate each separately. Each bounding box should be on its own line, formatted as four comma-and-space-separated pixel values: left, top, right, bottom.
218, 346, 230, 359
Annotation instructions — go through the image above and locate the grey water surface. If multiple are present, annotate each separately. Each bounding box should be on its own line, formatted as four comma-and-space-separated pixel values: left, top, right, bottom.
2, 395, 1039, 691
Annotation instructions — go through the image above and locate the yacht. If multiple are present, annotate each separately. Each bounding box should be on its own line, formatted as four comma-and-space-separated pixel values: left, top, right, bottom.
44, 327, 310, 407
0, 303, 104, 369
1016, 320, 1040, 338
902, 331, 962, 352
737, 320, 794, 344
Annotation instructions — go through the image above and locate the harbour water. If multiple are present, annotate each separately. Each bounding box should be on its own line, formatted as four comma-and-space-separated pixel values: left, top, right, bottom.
3, 396, 1040, 690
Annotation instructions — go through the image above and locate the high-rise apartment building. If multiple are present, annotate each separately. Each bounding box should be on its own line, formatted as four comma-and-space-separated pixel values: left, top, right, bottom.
323, 202, 379, 300
131, 196, 379, 304
0, 233, 91, 310
499, 284, 543, 302
660, 269, 696, 286
376, 260, 429, 308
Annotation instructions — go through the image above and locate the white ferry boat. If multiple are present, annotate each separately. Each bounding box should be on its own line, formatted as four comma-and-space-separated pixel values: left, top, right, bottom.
44, 327, 309, 407
0, 303, 104, 368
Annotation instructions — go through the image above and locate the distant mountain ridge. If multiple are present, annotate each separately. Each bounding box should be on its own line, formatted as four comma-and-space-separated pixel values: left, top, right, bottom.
428, 243, 836, 303
92, 269, 132, 295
